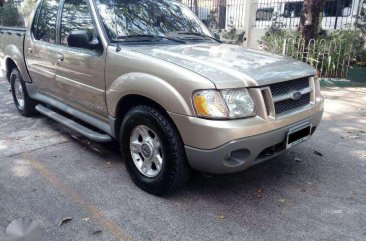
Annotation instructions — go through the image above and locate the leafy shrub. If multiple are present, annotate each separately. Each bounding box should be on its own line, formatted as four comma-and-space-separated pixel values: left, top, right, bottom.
355, 0, 366, 66
0, 3, 24, 27
260, 26, 366, 77
258, 26, 297, 53
328, 30, 365, 67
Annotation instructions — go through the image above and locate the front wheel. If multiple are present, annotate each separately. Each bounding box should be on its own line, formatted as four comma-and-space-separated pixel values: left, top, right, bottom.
120, 105, 191, 195
10, 68, 36, 117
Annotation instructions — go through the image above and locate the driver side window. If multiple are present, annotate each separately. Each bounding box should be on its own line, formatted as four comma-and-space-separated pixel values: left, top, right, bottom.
60, 0, 94, 47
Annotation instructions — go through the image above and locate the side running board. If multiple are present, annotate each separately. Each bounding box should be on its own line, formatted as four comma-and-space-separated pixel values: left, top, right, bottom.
35, 104, 113, 143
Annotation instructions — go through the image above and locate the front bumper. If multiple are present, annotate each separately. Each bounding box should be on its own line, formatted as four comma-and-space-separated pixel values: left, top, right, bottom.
184, 110, 323, 174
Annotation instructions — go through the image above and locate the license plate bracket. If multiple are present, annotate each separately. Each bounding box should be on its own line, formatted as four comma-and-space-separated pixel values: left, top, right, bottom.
286, 123, 311, 148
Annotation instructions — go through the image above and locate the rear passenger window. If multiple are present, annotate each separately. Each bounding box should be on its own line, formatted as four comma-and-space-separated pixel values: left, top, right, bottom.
60, 0, 94, 46
31, 3, 42, 33
34, 0, 60, 43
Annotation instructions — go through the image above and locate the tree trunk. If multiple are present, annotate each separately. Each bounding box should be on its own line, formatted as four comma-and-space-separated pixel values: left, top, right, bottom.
299, 0, 326, 45
194, 0, 198, 15
217, 0, 227, 29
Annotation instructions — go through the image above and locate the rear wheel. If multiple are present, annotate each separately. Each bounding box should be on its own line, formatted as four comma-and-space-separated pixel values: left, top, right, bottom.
120, 105, 191, 195
10, 68, 36, 117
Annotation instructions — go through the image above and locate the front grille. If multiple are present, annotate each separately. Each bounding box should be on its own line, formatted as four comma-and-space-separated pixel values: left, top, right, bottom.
270, 77, 309, 97
269, 77, 311, 115
274, 93, 311, 114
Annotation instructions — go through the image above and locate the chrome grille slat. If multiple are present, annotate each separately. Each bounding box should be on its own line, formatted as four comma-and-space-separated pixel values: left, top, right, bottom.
272, 87, 312, 103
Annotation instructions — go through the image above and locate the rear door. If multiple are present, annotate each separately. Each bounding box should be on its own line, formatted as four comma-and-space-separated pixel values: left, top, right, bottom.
54, 0, 108, 118
24, 0, 62, 97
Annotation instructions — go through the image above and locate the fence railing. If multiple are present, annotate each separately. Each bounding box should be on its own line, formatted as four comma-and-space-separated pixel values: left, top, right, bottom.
181, 0, 362, 30
263, 38, 352, 78
254, 0, 361, 29
181, 0, 248, 29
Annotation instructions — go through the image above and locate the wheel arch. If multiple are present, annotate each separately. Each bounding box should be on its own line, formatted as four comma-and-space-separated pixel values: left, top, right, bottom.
5, 57, 18, 82
4, 44, 32, 83
114, 94, 182, 141
106, 72, 194, 117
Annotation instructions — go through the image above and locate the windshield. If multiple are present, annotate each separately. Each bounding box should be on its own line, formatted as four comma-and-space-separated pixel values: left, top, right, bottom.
94, 0, 213, 42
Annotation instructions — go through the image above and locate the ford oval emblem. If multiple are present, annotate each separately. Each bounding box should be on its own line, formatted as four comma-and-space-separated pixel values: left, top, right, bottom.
292, 91, 302, 100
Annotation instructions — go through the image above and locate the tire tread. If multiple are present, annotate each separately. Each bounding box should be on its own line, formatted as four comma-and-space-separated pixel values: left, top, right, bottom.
10, 68, 37, 117
120, 105, 191, 195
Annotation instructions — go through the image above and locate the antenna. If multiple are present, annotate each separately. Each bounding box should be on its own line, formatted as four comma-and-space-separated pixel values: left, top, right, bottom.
114, 4, 121, 52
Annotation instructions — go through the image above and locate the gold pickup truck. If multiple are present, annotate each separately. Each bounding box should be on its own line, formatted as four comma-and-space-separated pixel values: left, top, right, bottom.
0, 0, 323, 195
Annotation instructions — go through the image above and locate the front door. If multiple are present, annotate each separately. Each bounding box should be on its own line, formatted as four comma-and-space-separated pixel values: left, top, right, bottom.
54, 0, 107, 118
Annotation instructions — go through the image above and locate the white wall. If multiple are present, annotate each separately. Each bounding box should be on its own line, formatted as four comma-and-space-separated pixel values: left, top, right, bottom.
247, 28, 267, 49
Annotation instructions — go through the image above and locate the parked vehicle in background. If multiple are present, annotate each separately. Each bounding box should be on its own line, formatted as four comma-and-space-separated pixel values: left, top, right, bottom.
0, 0, 324, 195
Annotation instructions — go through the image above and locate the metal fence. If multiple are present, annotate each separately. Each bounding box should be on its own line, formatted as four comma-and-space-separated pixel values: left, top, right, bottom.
181, 0, 248, 29
254, 0, 362, 29
181, 0, 363, 30
263, 38, 352, 78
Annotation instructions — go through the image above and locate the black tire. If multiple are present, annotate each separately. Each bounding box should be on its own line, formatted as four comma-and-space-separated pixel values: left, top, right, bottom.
120, 105, 191, 195
10, 68, 37, 117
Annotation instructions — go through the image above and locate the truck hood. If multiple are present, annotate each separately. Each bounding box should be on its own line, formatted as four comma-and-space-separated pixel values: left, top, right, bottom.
131, 43, 316, 89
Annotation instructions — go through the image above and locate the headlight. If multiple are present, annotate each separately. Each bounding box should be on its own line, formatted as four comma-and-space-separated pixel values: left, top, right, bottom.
193, 90, 229, 118
193, 89, 255, 119
221, 89, 255, 118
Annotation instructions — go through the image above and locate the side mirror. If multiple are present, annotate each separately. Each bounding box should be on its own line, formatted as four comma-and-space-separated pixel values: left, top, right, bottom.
67, 30, 94, 48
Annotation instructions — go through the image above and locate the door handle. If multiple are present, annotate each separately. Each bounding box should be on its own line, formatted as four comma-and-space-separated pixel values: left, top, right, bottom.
57, 54, 64, 62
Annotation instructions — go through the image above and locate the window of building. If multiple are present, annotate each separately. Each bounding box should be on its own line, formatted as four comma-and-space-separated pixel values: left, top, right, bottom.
256, 7, 274, 21
283, 2, 303, 18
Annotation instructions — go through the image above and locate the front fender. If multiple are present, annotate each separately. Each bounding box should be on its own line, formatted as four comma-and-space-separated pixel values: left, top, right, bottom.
5, 45, 31, 83
106, 72, 194, 117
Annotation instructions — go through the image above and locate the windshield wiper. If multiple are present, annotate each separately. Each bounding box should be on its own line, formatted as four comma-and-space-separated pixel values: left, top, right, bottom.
173, 32, 222, 43
116, 34, 186, 44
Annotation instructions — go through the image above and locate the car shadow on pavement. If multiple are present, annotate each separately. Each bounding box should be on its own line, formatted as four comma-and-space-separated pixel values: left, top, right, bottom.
37, 113, 343, 195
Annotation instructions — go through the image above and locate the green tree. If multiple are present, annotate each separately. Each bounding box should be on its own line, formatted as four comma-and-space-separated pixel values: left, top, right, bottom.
193, 0, 198, 15
0, 2, 23, 27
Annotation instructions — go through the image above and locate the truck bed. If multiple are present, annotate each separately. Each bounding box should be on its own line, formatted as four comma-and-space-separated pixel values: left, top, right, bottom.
0, 27, 26, 79
0, 27, 26, 33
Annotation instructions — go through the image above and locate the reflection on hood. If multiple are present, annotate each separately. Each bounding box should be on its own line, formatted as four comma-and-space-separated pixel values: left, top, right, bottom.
131, 43, 316, 88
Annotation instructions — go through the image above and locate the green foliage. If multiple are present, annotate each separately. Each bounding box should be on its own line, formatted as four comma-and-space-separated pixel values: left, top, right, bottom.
355, 0, 366, 66
260, 27, 366, 77
328, 30, 366, 66
0, 2, 23, 27
259, 26, 298, 53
